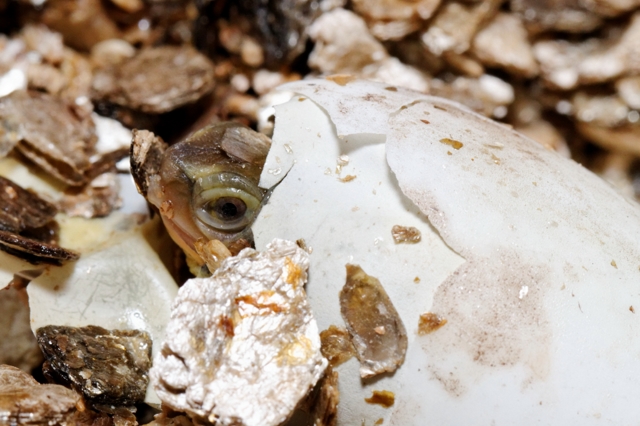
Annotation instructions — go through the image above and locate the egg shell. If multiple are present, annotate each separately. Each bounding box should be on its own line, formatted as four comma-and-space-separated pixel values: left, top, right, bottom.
254, 78, 640, 425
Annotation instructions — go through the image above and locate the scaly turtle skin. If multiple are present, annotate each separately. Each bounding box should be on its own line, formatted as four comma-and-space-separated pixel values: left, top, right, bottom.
131, 122, 271, 274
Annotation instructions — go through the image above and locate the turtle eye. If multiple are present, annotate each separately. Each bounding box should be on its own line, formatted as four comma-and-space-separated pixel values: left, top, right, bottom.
192, 172, 263, 233
210, 197, 247, 221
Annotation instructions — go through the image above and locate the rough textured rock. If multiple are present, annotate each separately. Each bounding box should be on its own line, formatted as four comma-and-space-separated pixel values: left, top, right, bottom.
152, 239, 327, 426
421, 0, 502, 56
534, 12, 640, 89
533, 39, 595, 90
576, 121, 640, 156
0, 230, 79, 266
471, 12, 539, 77
0, 176, 80, 265
308, 8, 389, 74
27, 212, 178, 407
319, 325, 355, 367
616, 75, 640, 109
308, 8, 430, 91
577, 12, 640, 83
37, 325, 152, 408
0, 286, 42, 372
0, 364, 80, 425
0, 175, 57, 233
41, 0, 121, 51
0, 90, 96, 186
339, 264, 407, 378
130, 129, 168, 199
234, 0, 322, 68
429, 75, 514, 118
351, 0, 441, 40
92, 46, 215, 114
572, 92, 630, 127
587, 0, 640, 17
511, 0, 603, 33
59, 172, 122, 218
0, 25, 93, 101
303, 367, 339, 426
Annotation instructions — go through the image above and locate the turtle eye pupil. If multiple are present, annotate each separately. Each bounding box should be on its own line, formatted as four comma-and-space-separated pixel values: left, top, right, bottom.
212, 197, 247, 220
220, 202, 237, 218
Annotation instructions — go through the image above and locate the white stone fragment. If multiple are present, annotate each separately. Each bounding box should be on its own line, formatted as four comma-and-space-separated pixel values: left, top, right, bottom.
308, 8, 388, 74
533, 40, 595, 90
0, 69, 27, 98
92, 112, 133, 156
429, 75, 514, 118
477, 74, 514, 105
351, 0, 441, 40
421, 0, 501, 56
21, 25, 64, 64
616, 76, 640, 110
230, 73, 250, 93
368, 57, 430, 92
471, 12, 538, 78
152, 239, 326, 426
90, 39, 136, 68
534, 12, 640, 89
578, 11, 640, 82
571, 92, 629, 127
252, 70, 287, 95
307, 8, 430, 92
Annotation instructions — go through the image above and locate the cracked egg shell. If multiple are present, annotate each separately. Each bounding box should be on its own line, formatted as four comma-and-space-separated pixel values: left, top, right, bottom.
253, 78, 640, 425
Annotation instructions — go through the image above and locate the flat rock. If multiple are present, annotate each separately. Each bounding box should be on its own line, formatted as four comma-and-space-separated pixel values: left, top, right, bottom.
37, 325, 151, 408
339, 264, 407, 378
92, 46, 215, 114
152, 239, 326, 426
0, 364, 80, 425
471, 12, 538, 77
0, 287, 42, 372
0, 90, 96, 186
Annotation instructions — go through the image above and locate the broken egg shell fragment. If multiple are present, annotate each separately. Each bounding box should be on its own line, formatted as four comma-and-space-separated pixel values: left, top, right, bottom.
152, 239, 326, 426
340, 264, 407, 378
255, 78, 640, 424
27, 212, 178, 406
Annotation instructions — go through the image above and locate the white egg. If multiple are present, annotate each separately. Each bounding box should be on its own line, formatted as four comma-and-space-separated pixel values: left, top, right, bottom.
253, 78, 640, 425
